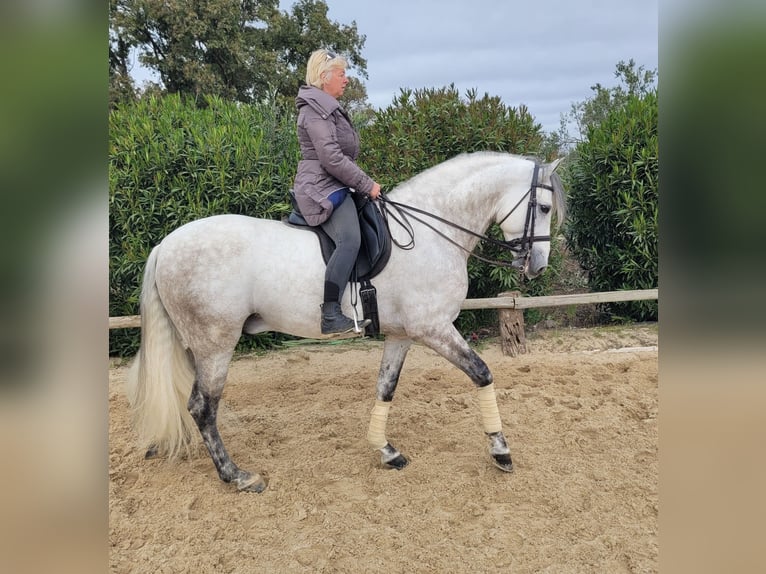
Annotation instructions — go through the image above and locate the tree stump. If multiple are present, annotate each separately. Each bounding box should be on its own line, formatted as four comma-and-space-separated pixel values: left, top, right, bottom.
498, 291, 527, 357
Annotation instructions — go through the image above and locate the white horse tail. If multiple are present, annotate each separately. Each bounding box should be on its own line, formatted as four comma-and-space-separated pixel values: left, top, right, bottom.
126, 244, 198, 460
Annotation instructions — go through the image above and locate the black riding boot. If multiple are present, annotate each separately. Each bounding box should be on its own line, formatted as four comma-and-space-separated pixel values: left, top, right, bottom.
321, 301, 357, 334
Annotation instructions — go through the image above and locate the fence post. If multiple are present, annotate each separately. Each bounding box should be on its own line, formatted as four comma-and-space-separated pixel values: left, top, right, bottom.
498, 291, 526, 357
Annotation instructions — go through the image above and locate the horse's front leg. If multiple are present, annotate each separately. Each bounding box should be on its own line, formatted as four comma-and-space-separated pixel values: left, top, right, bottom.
368, 337, 412, 469
419, 326, 514, 472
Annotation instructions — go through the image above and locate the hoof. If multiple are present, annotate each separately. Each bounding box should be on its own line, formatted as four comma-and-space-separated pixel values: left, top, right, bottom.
385, 454, 409, 470
234, 472, 268, 493
380, 443, 409, 470
491, 453, 514, 473
144, 445, 159, 459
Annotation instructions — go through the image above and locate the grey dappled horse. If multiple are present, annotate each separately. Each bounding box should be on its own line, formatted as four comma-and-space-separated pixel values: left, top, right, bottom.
127, 152, 566, 492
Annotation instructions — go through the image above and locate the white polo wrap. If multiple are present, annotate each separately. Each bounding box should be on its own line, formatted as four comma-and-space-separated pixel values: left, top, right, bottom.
367, 400, 390, 449
477, 383, 503, 434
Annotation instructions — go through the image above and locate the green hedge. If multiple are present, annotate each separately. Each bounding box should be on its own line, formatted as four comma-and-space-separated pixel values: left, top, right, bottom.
109, 94, 299, 355
359, 85, 547, 187
565, 91, 658, 321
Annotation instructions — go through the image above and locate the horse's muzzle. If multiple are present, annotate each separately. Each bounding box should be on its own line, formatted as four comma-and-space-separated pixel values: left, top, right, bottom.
513, 254, 547, 279
525, 264, 547, 279
511, 256, 529, 275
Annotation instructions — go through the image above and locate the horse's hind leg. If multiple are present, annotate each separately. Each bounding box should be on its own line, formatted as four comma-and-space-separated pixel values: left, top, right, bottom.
367, 337, 412, 470
418, 326, 514, 472
188, 352, 267, 493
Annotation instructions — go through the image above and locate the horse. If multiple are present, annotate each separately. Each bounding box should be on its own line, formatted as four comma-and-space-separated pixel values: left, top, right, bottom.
126, 152, 566, 492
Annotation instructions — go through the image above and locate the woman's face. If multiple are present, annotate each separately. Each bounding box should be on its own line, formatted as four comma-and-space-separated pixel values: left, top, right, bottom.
322, 66, 348, 99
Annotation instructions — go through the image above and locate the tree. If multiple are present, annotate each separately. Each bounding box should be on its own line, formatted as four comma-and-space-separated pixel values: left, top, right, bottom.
109, 16, 137, 108
340, 77, 376, 125
265, 0, 367, 98
551, 59, 657, 151
109, 0, 368, 104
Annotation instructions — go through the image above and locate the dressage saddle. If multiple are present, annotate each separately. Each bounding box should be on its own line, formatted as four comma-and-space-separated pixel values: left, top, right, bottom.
284, 191, 391, 281
284, 191, 392, 336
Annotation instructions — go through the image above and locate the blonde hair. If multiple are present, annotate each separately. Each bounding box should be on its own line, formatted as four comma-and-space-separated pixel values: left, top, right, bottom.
305, 48, 348, 88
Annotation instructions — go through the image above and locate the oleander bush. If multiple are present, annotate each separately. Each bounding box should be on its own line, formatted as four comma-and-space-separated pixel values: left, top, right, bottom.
109, 94, 299, 355
564, 91, 658, 321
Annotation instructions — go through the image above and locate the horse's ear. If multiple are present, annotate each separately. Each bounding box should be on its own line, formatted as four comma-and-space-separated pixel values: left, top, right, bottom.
549, 157, 564, 172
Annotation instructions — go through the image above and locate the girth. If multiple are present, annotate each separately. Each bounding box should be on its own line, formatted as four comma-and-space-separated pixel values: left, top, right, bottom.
284, 191, 392, 282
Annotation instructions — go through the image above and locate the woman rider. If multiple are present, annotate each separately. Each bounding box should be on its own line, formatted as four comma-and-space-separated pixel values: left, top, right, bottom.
292, 49, 381, 334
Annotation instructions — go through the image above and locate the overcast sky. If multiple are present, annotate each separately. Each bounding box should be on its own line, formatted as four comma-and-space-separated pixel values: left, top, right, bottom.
288, 0, 659, 133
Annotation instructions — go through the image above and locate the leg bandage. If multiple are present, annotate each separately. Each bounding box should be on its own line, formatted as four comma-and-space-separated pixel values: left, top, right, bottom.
477, 383, 503, 434
367, 400, 391, 449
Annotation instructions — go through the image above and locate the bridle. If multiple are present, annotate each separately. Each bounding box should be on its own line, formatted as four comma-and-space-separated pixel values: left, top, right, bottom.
378, 163, 555, 271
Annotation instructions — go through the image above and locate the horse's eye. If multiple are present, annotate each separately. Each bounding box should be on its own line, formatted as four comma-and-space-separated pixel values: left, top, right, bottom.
540, 204, 551, 214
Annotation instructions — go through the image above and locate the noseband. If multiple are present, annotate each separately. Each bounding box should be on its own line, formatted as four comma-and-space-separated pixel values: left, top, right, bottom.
497, 164, 555, 271
379, 163, 554, 270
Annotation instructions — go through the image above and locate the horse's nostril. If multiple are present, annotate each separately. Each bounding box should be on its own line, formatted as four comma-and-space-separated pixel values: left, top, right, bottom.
527, 265, 547, 278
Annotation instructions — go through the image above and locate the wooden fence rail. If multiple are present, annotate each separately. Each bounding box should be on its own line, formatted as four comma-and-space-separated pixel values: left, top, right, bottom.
459, 288, 658, 310
108, 289, 658, 330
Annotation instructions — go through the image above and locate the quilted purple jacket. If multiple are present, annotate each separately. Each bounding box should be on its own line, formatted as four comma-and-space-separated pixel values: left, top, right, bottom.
292, 85, 375, 226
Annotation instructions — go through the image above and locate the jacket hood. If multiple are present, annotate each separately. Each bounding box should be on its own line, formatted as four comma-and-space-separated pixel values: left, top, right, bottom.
296, 85, 340, 118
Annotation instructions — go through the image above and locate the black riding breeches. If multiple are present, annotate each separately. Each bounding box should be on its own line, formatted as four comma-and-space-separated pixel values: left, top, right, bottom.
319, 193, 360, 302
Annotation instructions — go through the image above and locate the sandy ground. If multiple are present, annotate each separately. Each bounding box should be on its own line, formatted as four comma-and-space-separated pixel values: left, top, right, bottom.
109, 323, 658, 573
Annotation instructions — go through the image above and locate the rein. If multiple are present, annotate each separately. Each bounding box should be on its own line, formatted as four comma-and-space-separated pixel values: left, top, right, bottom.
378, 163, 554, 269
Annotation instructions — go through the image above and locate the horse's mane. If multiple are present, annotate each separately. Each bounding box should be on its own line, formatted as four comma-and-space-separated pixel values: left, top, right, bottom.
549, 170, 567, 228
397, 151, 528, 188
395, 151, 567, 226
